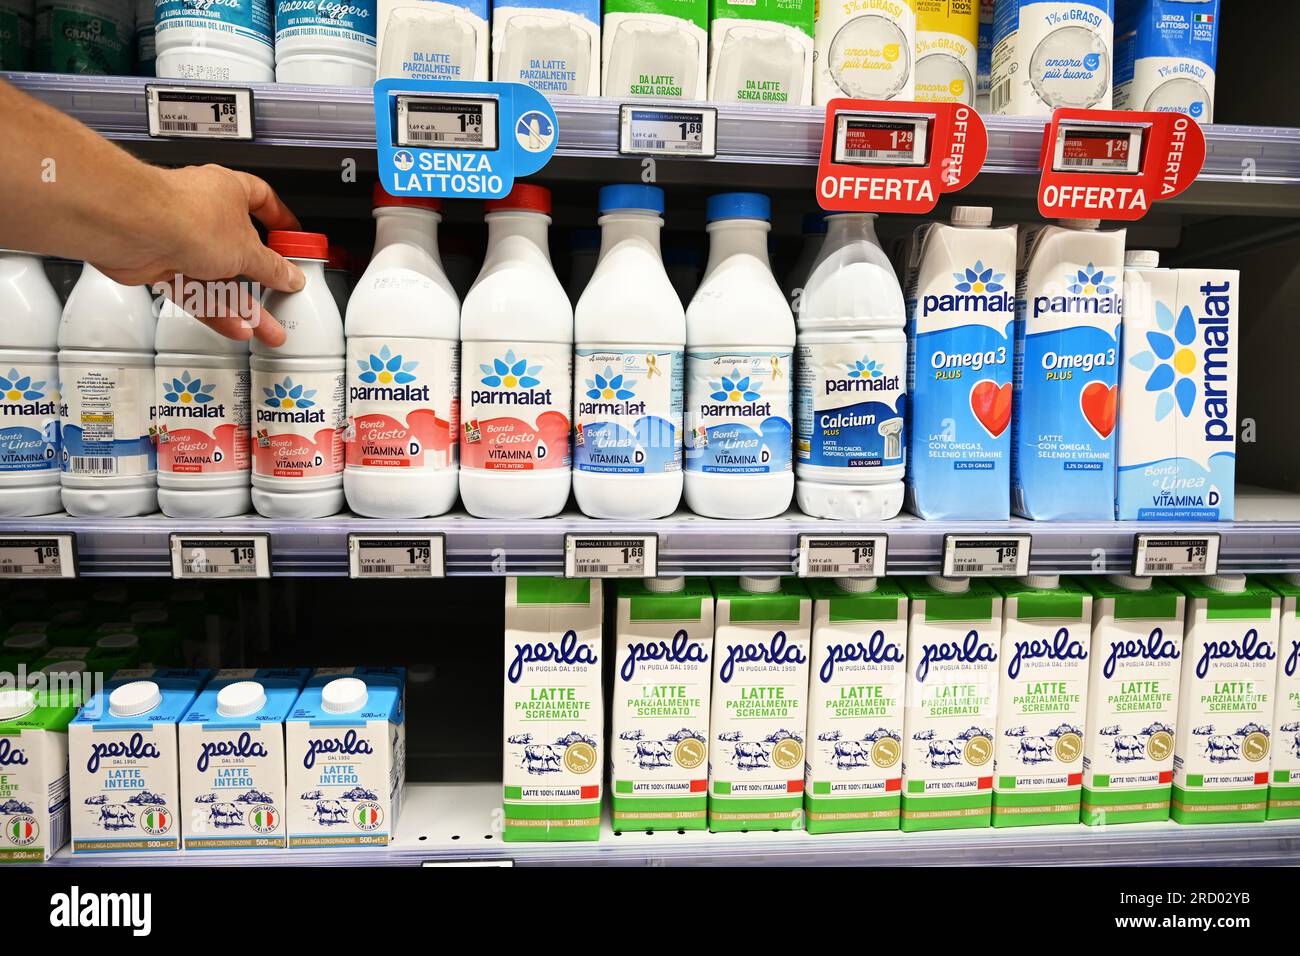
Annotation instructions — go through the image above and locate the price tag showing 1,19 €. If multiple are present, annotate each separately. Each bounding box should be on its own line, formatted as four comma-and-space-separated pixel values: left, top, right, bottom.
170, 535, 271, 579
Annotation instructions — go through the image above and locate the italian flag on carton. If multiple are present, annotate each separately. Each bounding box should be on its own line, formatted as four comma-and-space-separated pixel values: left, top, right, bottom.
1259, 575, 1300, 820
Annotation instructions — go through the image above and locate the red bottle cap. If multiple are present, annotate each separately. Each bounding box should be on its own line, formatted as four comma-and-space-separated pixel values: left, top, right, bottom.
372, 182, 443, 212
485, 183, 551, 215
267, 231, 329, 260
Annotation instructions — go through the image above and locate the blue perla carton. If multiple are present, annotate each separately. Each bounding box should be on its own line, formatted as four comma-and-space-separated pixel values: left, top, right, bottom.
1114, 0, 1219, 121
308, 666, 407, 799
375, 0, 490, 80
493, 0, 602, 95
286, 676, 404, 848
69, 678, 202, 853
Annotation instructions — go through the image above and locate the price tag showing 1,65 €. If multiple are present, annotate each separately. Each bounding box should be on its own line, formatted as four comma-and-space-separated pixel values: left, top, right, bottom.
170, 535, 270, 579
942, 534, 1032, 577
1134, 534, 1221, 576
564, 535, 658, 578
146, 85, 254, 140
0, 535, 76, 577
797, 535, 887, 578
348, 535, 446, 579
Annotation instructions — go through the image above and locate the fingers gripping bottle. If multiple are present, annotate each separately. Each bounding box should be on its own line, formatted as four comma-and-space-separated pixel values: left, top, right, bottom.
684, 193, 794, 519
459, 184, 572, 519
251, 232, 346, 519
0, 250, 62, 516
154, 301, 251, 518
57, 265, 157, 518
795, 212, 907, 520
345, 185, 460, 518
574, 184, 684, 519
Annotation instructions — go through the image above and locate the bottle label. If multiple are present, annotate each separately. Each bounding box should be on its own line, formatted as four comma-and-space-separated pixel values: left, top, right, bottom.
154, 365, 251, 475
274, 0, 375, 47
345, 337, 459, 472
685, 351, 792, 474
574, 347, 682, 475
0, 361, 59, 473
460, 342, 571, 472
59, 363, 156, 477
251, 368, 345, 479
155, 0, 275, 48
796, 340, 907, 470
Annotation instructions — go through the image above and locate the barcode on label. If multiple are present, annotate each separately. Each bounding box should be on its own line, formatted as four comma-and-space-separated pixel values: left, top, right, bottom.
844, 148, 891, 158
0, 565, 23, 574
71, 456, 117, 474
406, 130, 455, 143
366, 563, 397, 574
991, 78, 1011, 113
160, 121, 199, 132
633, 138, 666, 149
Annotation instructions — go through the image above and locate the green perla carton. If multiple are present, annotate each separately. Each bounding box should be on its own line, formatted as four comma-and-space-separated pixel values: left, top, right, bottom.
1258, 574, 1300, 821
899, 577, 1003, 832
991, 576, 1092, 828
707, 0, 815, 105
603, 0, 710, 99
804, 578, 907, 834
0, 686, 81, 862
708, 577, 811, 833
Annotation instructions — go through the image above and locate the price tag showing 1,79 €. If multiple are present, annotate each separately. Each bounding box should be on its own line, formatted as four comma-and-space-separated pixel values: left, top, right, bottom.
797, 535, 887, 578
564, 535, 658, 578
618, 105, 718, 158
170, 535, 270, 579
0, 535, 76, 578
1133, 533, 1221, 577
942, 534, 1032, 577
146, 85, 254, 140
348, 535, 445, 579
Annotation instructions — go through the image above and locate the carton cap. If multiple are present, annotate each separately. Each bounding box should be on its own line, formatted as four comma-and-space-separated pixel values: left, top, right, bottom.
109, 680, 162, 718
321, 677, 368, 714
836, 577, 878, 593
952, 206, 993, 227
927, 576, 970, 593
739, 576, 781, 594
3, 632, 47, 653
1125, 249, 1160, 268
1019, 573, 1060, 590
96, 632, 138, 650
0, 690, 36, 721
217, 680, 267, 718
1205, 573, 1248, 594
1107, 574, 1153, 591
644, 577, 685, 593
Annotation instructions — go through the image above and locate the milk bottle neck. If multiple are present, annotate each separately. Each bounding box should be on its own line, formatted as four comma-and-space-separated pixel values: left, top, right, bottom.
597, 212, 663, 262
704, 219, 771, 276
483, 212, 553, 268
372, 208, 440, 261
824, 213, 881, 249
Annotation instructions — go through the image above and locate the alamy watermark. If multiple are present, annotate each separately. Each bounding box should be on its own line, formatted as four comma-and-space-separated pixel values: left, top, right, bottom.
150, 276, 266, 333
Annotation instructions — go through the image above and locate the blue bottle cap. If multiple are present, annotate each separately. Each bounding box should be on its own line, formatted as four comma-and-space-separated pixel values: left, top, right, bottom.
598, 184, 665, 215
706, 192, 770, 223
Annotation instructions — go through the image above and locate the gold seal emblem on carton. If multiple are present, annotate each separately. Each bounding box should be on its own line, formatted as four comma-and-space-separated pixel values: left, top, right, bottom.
674, 738, 706, 770
1242, 732, 1270, 763
771, 738, 804, 771
564, 742, 597, 774
1054, 732, 1082, 764
964, 735, 993, 767
871, 736, 901, 768
1146, 730, 1173, 761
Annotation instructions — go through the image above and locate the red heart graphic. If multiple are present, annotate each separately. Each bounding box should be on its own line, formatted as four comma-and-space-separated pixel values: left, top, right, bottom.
970, 380, 1012, 438
1080, 382, 1118, 439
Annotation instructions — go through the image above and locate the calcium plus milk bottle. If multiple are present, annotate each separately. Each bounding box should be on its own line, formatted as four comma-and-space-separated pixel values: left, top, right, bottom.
1261, 574, 1300, 820
460, 185, 572, 519
345, 185, 460, 519
58, 264, 157, 518
915, 0, 979, 104
574, 184, 684, 519
796, 212, 906, 520
685, 193, 794, 519
1011, 218, 1125, 520
153, 301, 250, 519
154, 0, 274, 82
0, 250, 62, 516
251, 232, 346, 519
275, 0, 377, 86
812, 0, 915, 104
991, 0, 1115, 114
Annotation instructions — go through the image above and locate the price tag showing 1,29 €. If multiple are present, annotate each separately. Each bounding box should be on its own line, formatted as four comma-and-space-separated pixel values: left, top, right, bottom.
348, 535, 446, 579
942, 534, 1032, 578
1133, 533, 1221, 577
618, 105, 717, 158
146, 85, 254, 140
797, 535, 888, 578
0, 535, 76, 578
170, 535, 270, 579
564, 535, 658, 578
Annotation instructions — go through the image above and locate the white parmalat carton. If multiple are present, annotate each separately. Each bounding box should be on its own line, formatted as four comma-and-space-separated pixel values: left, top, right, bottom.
1114, 0, 1220, 122
813, 0, 916, 105
611, 578, 713, 831
376, 0, 490, 81
805, 578, 907, 834
708, 0, 814, 106
494, 0, 601, 95
0, 688, 80, 862
992, 575, 1091, 827
1259, 575, 1300, 821
504, 577, 604, 842
602, 0, 708, 99
286, 675, 404, 848
709, 577, 810, 832
899, 577, 1002, 832
990, 0, 1115, 115
1118, 254, 1239, 520
1080, 576, 1185, 825
1172, 575, 1280, 824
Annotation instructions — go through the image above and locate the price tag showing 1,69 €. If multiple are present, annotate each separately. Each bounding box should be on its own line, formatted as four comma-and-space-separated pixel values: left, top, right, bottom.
797, 535, 887, 578
618, 105, 717, 158
1134, 533, 1221, 577
348, 535, 446, 579
0, 535, 76, 578
396, 95, 499, 150
146, 85, 254, 140
942, 534, 1032, 577
170, 535, 270, 580
564, 535, 658, 578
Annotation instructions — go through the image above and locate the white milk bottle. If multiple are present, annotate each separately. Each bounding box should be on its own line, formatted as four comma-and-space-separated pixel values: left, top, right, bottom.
1261, 574, 1300, 821
991, 0, 1115, 114
685, 193, 794, 519
915, 0, 979, 104
345, 185, 460, 519
154, 0, 274, 82
58, 264, 157, 518
251, 231, 346, 520
0, 250, 62, 516
574, 184, 684, 519
796, 212, 906, 520
154, 301, 251, 519
459, 184, 572, 519
813, 0, 916, 104
275, 0, 377, 86
781, 212, 826, 314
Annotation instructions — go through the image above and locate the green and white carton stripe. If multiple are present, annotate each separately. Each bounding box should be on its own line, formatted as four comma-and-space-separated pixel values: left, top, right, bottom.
1259, 575, 1300, 820
707, 0, 815, 105
0, 688, 80, 863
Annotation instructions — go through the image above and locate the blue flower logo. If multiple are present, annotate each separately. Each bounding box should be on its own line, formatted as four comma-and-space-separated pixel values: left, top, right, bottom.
163, 371, 216, 405
357, 345, 418, 385
1066, 263, 1116, 297
480, 350, 541, 390
585, 366, 636, 401
953, 261, 1005, 294
0, 368, 46, 402
847, 357, 884, 379
710, 375, 761, 403
262, 377, 317, 410
1128, 301, 1198, 420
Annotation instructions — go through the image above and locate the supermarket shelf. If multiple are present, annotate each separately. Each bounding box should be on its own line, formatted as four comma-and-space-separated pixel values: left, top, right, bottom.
40, 782, 1300, 867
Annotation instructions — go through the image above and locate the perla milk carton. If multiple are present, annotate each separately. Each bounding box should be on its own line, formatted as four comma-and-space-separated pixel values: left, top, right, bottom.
812, 0, 916, 105
1259, 575, 1300, 821
990, 0, 1115, 115
503, 577, 604, 842
709, 577, 810, 832
805, 578, 907, 834
602, 0, 708, 99
915, 0, 979, 105
708, 0, 814, 106
1118, 253, 1239, 520
286, 675, 404, 847
903, 206, 1016, 520
69, 677, 202, 853
493, 0, 601, 95
1172, 575, 1280, 824
1114, 0, 1219, 121
0, 688, 79, 862
992, 575, 1091, 827
1079, 576, 1185, 825
611, 577, 713, 831
1011, 219, 1126, 520
899, 576, 1002, 832
375, 0, 490, 81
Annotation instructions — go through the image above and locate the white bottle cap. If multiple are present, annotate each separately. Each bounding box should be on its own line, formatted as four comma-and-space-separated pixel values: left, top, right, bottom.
109, 680, 162, 718
835, 577, 878, 593
927, 576, 970, 593
951, 206, 993, 227
1281, 572, 1300, 587
0, 690, 37, 721
321, 677, 368, 714
216, 681, 267, 719
3, 632, 48, 654
1060, 218, 1101, 230
1125, 250, 1160, 268
738, 576, 782, 594
96, 633, 139, 650
37, 660, 87, 678
1107, 574, 1153, 591
1019, 573, 1060, 590
1204, 573, 1248, 594
645, 577, 686, 593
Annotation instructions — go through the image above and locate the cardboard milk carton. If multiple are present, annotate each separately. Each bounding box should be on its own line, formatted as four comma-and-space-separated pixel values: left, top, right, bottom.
494, 0, 602, 95
1172, 575, 1280, 824
503, 577, 604, 842
1114, 0, 1220, 121
900, 577, 1002, 831
708, 0, 814, 106
805, 578, 907, 834
0, 687, 80, 862
1259, 574, 1300, 820
991, 0, 1115, 115
602, 0, 708, 99
611, 577, 714, 831
376, 0, 490, 81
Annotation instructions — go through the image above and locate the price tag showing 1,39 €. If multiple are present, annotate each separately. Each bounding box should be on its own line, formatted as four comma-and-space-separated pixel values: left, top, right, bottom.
564, 535, 658, 578
170, 535, 270, 579
1134, 533, 1221, 577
